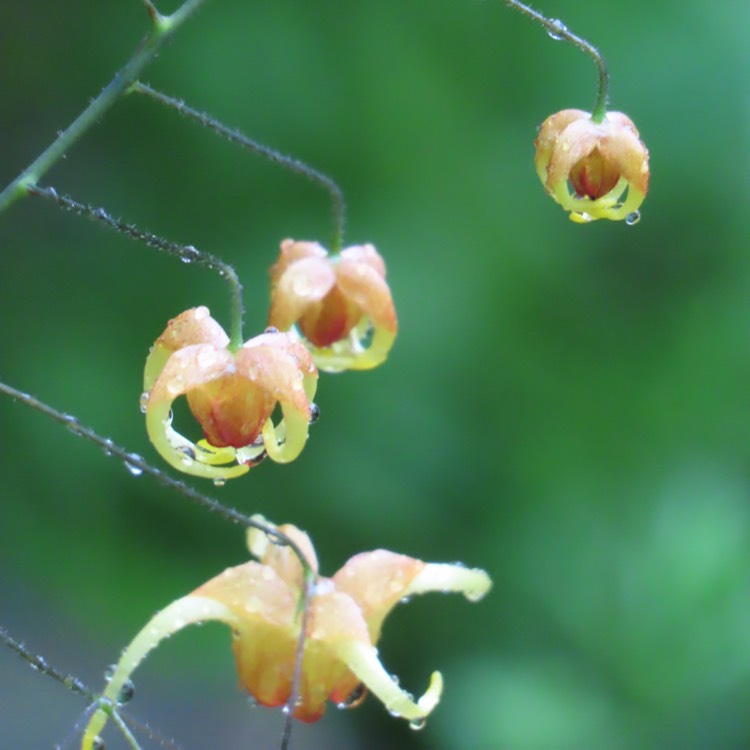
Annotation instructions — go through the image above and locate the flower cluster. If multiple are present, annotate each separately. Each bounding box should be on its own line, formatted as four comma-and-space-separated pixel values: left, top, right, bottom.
534, 109, 650, 223
269, 239, 398, 373
80, 518, 491, 748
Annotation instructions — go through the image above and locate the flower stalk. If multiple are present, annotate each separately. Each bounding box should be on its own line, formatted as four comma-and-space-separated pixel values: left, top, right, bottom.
505, 0, 609, 121
0, 0, 210, 213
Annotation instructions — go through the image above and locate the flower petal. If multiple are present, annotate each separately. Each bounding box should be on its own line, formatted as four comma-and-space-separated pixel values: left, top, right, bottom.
334, 550, 426, 642
534, 109, 589, 188
247, 518, 320, 585
146, 345, 250, 479
404, 562, 493, 602
336, 249, 397, 334
80, 595, 238, 750
332, 639, 444, 721
144, 307, 230, 392
269, 256, 337, 333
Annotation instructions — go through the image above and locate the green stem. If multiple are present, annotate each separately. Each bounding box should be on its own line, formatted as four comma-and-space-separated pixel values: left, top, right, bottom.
0, 626, 96, 702
505, 0, 609, 122
28, 186, 245, 349
0, 0, 209, 213
132, 82, 347, 253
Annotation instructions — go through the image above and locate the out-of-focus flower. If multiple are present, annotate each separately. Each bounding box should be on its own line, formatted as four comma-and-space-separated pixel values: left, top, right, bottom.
268, 240, 397, 372
534, 109, 649, 223
80, 517, 491, 748
142, 307, 318, 481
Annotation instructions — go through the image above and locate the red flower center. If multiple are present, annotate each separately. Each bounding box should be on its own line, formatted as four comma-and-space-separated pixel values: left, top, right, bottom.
569, 148, 620, 200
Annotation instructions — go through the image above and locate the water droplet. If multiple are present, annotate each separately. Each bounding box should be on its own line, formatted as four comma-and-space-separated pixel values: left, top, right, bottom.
62, 413, 81, 435
390, 674, 400, 686
264, 326, 279, 334
178, 445, 196, 466
292, 275, 312, 297
198, 350, 218, 370
409, 717, 427, 731
194, 306, 210, 320
281, 704, 292, 716
213, 477, 226, 488
92, 737, 105, 750
124, 455, 144, 476
167, 375, 186, 396
547, 19, 568, 40
336, 684, 367, 710
180, 245, 201, 264
104, 665, 135, 705
308, 403, 321, 424
139, 391, 149, 413
399, 595, 412, 604
625, 210, 641, 226
101, 439, 114, 457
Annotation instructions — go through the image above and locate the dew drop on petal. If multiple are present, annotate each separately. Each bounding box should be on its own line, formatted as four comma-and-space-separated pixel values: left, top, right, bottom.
264, 326, 279, 334
178, 445, 196, 467
409, 717, 427, 731
292, 275, 312, 297
167, 375, 186, 396
213, 477, 227, 488
104, 665, 136, 706
139, 391, 149, 413
194, 306, 210, 320
625, 210, 641, 226
197, 348, 217, 368
308, 403, 321, 424
336, 684, 368, 710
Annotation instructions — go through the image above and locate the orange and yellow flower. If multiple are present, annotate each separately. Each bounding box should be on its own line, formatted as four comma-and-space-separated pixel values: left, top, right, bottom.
268, 240, 398, 372
143, 307, 318, 481
534, 109, 650, 223
80, 517, 491, 747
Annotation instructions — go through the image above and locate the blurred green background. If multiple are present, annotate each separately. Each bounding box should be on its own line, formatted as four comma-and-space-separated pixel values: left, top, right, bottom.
2, 1, 749, 748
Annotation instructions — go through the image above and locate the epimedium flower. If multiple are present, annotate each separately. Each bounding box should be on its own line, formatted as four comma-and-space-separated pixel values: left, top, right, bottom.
142, 307, 318, 482
268, 239, 398, 373
534, 108, 650, 223
80, 517, 491, 748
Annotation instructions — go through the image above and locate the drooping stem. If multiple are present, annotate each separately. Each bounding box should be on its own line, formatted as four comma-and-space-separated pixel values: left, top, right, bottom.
0, 0, 210, 213
28, 186, 245, 350
505, 0, 609, 122
131, 82, 347, 253
0, 381, 315, 575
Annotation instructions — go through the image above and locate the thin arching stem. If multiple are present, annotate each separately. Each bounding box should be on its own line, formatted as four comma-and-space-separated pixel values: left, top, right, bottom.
505, 0, 609, 122
27, 186, 245, 351
131, 82, 347, 253
0, 381, 315, 574
0, 0, 210, 213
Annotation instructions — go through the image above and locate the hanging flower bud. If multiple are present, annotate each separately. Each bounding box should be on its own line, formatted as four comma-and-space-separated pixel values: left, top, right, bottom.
268, 240, 397, 373
534, 109, 650, 223
79, 516, 492, 749
142, 307, 318, 481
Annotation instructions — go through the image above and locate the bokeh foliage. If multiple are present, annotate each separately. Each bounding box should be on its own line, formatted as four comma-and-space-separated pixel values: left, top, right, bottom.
1, 0, 749, 748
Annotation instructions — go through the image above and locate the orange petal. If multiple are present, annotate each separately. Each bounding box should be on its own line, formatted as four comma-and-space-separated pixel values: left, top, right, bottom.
247, 519, 320, 587
336, 255, 397, 334
268, 255, 337, 332
333, 550, 425, 642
